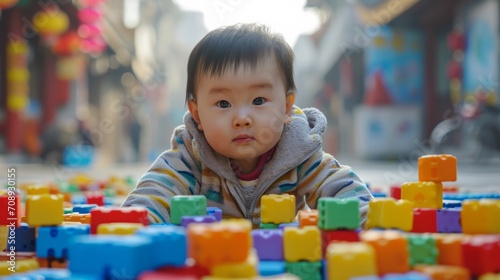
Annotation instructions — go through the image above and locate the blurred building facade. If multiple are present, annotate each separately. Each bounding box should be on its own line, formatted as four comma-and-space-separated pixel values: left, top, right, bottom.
295, 0, 499, 159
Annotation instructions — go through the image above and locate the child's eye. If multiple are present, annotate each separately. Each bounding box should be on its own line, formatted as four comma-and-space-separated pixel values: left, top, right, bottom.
216, 100, 231, 108
253, 97, 265, 105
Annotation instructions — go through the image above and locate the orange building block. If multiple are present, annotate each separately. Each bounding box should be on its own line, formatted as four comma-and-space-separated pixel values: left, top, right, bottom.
434, 234, 464, 266
418, 154, 457, 182
360, 230, 409, 275
298, 209, 319, 227
188, 222, 251, 269
63, 213, 91, 224
414, 264, 470, 280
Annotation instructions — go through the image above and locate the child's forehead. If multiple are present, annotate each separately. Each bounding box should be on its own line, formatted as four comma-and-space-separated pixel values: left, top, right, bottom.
198, 53, 280, 78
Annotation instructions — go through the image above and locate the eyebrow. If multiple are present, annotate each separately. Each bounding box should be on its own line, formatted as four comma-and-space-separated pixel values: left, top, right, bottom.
208, 82, 273, 95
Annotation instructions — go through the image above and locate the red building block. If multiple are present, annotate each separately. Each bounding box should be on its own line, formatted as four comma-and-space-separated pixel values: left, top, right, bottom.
462, 235, 500, 277
0, 194, 21, 227
390, 185, 401, 199
86, 192, 104, 206
90, 207, 149, 234
321, 230, 359, 256
412, 208, 437, 233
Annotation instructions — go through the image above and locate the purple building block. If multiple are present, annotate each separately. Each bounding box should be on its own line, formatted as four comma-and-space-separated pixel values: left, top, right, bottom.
207, 207, 223, 221
252, 229, 283, 261
180, 215, 216, 228
437, 208, 462, 233
278, 222, 299, 230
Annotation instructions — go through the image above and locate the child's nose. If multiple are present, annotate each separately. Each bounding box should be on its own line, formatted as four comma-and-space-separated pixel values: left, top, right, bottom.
233, 114, 252, 128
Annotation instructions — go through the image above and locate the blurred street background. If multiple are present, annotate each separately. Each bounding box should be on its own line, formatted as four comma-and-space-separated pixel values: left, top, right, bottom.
1, 0, 499, 192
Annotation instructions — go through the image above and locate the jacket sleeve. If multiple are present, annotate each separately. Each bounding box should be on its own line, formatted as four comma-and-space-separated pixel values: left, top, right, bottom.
297, 150, 373, 225
121, 129, 201, 223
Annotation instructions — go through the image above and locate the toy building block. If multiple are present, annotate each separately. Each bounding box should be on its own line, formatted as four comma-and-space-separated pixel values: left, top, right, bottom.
64, 213, 91, 224
69, 235, 156, 279
0, 258, 39, 276
10, 223, 36, 252
261, 194, 296, 224
461, 199, 500, 234
0, 194, 21, 227
361, 230, 409, 275
25, 194, 64, 227
321, 230, 359, 256
380, 272, 431, 280
136, 225, 187, 268
390, 185, 401, 199
283, 226, 321, 262
285, 261, 322, 280
278, 222, 299, 229
434, 234, 464, 266
318, 197, 359, 230
260, 223, 279, 229
0, 226, 7, 251
86, 192, 105, 206
412, 208, 437, 233
298, 209, 319, 227
211, 249, 258, 278
462, 235, 500, 277
407, 234, 438, 267
36, 225, 90, 259
436, 209, 461, 233
207, 207, 223, 221
26, 185, 50, 195
252, 229, 283, 261
181, 215, 217, 228
171, 195, 207, 225
401, 181, 443, 209
259, 261, 286, 276
443, 185, 459, 193
90, 207, 149, 234
140, 264, 210, 279
73, 204, 98, 214
418, 154, 457, 182
414, 265, 469, 280
326, 242, 377, 280
478, 274, 500, 280
365, 198, 414, 231
188, 222, 251, 269
442, 200, 461, 208
97, 223, 144, 235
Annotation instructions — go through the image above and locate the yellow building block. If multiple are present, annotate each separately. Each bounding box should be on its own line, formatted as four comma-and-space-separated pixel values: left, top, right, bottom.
283, 226, 321, 262
326, 242, 377, 280
462, 199, 500, 234
0, 226, 8, 251
401, 181, 443, 209
365, 198, 414, 231
26, 184, 50, 195
97, 222, 144, 235
211, 249, 258, 278
418, 154, 457, 182
0, 258, 39, 275
25, 194, 63, 227
479, 274, 500, 280
261, 194, 295, 224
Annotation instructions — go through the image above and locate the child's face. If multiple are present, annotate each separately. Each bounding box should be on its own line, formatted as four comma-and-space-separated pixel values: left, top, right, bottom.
188, 54, 295, 173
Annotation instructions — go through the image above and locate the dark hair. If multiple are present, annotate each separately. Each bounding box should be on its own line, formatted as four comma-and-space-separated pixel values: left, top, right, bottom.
186, 23, 296, 102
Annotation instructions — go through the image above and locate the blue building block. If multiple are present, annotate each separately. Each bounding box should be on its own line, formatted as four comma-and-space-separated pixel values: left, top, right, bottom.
372, 192, 387, 198
382, 272, 431, 280
2, 268, 100, 280
9, 223, 36, 252
207, 206, 223, 221
135, 225, 187, 267
36, 225, 90, 259
68, 235, 156, 279
259, 261, 286, 276
104, 197, 113, 206
278, 222, 299, 229
252, 229, 283, 261
71, 196, 87, 205
443, 200, 462, 208
72, 204, 98, 214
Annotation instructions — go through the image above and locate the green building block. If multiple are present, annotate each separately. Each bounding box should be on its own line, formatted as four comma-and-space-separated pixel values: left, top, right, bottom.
170, 195, 207, 225
260, 223, 279, 229
285, 261, 322, 280
64, 208, 73, 214
318, 197, 359, 230
407, 234, 438, 266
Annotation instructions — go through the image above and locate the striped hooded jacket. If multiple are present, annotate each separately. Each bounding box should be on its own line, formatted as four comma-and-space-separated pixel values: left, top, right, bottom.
122, 106, 373, 226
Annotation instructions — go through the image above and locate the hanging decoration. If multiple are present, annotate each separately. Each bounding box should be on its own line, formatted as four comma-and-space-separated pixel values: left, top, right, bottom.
32, 6, 70, 43
446, 27, 465, 104
0, 0, 18, 9
77, 0, 107, 54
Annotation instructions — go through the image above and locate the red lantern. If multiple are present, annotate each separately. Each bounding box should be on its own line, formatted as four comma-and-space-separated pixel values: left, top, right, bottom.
78, 8, 101, 23
32, 8, 70, 38
447, 31, 465, 51
53, 32, 81, 56
0, 0, 19, 9
447, 61, 462, 80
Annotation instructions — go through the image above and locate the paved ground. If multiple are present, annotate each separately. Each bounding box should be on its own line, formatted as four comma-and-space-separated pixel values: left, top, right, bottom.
4, 154, 499, 195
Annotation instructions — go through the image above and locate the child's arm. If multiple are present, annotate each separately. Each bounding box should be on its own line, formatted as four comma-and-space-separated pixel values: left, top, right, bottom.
297, 150, 373, 225
121, 130, 202, 224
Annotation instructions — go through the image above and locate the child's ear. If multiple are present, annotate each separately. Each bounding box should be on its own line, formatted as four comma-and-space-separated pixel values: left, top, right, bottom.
285, 92, 295, 125
188, 99, 203, 131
